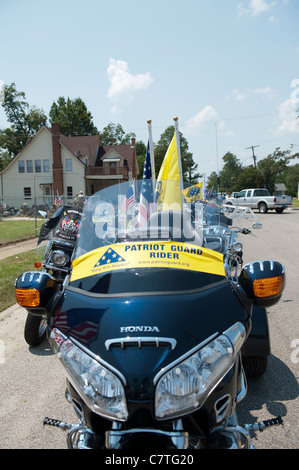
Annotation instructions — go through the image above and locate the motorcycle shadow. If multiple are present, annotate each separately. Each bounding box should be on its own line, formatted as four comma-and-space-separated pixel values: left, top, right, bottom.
239, 354, 299, 426
28, 338, 53, 357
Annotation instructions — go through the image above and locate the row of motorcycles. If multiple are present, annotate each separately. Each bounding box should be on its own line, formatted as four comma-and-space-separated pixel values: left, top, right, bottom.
15, 179, 285, 449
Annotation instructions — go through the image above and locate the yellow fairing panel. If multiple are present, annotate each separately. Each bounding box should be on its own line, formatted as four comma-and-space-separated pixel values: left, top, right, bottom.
71, 241, 225, 283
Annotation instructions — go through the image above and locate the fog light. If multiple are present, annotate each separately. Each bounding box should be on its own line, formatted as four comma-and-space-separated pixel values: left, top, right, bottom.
15, 288, 40, 307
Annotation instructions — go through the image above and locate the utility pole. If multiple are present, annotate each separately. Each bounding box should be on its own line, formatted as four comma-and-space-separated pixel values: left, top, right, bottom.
246, 145, 260, 187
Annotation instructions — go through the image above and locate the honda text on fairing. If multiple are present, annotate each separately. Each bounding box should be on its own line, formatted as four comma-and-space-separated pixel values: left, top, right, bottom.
15, 179, 285, 449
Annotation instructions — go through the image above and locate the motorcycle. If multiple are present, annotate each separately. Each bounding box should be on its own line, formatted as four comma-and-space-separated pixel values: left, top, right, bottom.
23, 205, 82, 346
15, 179, 285, 449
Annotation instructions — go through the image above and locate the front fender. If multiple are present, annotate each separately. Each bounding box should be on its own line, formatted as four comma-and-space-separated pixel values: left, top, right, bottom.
241, 305, 270, 357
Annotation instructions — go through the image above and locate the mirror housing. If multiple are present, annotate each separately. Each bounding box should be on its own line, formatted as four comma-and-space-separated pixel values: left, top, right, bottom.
238, 260, 285, 307
15, 271, 60, 315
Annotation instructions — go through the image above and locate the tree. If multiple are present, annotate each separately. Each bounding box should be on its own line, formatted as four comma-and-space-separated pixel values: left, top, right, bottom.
49, 97, 98, 136
237, 165, 257, 189
219, 152, 243, 193
257, 148, 296, 194
154, 126, 200, 183
100, 122, 135, 145
0, 82, 47, 167
207, 171, 219, 191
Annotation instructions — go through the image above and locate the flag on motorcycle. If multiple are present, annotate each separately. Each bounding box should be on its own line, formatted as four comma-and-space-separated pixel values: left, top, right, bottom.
54, 190, 63, 208
121, 183, 135, 213
137, 141, 153, 227
182, 182, 204, 203
154, 133, 182, 210
37, 205, 83, 245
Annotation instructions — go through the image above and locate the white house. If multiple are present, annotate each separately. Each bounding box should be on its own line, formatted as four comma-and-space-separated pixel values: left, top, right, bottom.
0, 123, 138, 209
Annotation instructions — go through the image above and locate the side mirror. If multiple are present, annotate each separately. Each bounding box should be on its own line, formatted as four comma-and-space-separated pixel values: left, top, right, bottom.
15, 271, 60, 315
238, 260, 285, 307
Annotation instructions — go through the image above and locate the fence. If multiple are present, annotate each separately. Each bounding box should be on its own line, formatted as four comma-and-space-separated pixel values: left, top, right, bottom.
0, 195, 74, 220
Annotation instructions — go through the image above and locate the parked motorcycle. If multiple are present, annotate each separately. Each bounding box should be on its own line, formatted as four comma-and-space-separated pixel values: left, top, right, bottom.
23, 205, 82, 346
15, 180, 285, 449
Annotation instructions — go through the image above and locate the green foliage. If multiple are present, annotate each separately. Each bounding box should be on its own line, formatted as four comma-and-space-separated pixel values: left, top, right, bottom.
49, 96, 98, 136
0, 82, 47, 165
153, 126, 200, 183
100, 122, 135, 145
207, 147, 298, 195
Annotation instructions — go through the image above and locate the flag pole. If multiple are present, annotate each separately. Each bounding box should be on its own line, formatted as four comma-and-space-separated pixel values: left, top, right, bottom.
147, 119, 155, 187
173, 116, 184, 208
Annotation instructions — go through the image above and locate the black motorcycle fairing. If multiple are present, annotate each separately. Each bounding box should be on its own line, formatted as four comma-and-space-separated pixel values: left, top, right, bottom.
50, 277, 249, 418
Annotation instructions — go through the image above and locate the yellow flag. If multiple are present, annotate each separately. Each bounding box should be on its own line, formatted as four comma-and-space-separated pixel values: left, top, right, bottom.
155, 134, 181, 209
182, 182, 203, 202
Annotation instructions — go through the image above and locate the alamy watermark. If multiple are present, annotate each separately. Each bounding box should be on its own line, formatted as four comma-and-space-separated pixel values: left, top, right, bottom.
291, 339, 299, 364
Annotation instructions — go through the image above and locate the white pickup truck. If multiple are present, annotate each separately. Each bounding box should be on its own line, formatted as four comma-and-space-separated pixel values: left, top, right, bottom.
225, 188, 292, 213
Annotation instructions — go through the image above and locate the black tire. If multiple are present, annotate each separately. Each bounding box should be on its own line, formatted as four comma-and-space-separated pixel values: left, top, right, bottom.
275, 208, 284, 213
258, 202, 268, 214
242, 356, 268, 378
24, 313, 47, 346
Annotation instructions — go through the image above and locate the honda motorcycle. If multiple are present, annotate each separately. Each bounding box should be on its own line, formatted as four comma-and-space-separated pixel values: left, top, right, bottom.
15, 180, 285, 449
23, 205, 82, 346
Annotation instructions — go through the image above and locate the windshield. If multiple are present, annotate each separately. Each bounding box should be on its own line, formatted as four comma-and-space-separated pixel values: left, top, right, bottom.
70, 180, 257, 294
74, 180, 234, 257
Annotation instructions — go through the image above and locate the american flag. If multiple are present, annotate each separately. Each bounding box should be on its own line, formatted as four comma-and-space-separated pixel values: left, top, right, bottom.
137, 142, 153, 227
121, 183, 135, 213
54, 190, 63, 208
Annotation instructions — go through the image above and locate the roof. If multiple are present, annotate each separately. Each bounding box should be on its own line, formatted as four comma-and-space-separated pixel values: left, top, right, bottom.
60, 134, 101, 166
95, 144, 138, 174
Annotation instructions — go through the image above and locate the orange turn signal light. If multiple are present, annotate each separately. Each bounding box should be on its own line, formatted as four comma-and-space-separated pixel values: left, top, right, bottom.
15, 288, 40, 307
253, 276, 283, 298
34, 261, 42, 269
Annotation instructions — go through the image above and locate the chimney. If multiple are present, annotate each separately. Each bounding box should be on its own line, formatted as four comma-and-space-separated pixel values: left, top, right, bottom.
52, 122, 64, 196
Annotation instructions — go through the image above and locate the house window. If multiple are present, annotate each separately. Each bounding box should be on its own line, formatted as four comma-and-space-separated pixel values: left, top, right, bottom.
67, 186, 73, 198
26, 160, 33, 173
35, 160, 41, 172
66, 158, 72, 171
18, 161, 25, 173
109, 162, 116, 167
24, 187, 31, 199
43, 159, 50, 172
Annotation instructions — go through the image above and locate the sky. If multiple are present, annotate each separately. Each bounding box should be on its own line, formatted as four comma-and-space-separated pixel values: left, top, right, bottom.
1, 0, 299, 177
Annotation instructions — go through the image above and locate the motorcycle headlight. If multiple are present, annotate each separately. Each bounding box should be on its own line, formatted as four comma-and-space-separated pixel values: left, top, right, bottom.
50, 329, 128, 421
155, 322, 246, 420
50, 250, 70, 267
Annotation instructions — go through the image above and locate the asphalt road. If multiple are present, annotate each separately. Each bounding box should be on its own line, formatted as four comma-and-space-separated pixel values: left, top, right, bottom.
0, 210, 298, 449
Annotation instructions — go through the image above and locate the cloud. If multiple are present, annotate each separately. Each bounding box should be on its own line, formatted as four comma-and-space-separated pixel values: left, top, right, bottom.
185, 106, 233, 136
185, 106, 218, 129
238, 0, 277, 16
275, 98, 299, 134
227, 85, 275, 101
107, 58, 153, 113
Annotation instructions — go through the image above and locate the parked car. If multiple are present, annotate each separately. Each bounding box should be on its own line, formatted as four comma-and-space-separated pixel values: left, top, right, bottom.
225, 188, 292, 213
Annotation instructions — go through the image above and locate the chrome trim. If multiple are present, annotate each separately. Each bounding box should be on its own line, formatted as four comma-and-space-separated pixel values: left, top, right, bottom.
70, 335, 127, 386
223, 322, 246, 355
236, 368, 247, 403
105, 336, 177, 351
214, 394, 232, 423
105, 427, 189, 450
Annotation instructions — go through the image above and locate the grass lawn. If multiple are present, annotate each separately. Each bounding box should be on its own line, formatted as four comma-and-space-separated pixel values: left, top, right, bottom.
0, 219, 43, 245
0, 250, 43, 312
292, 198, 299, 209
